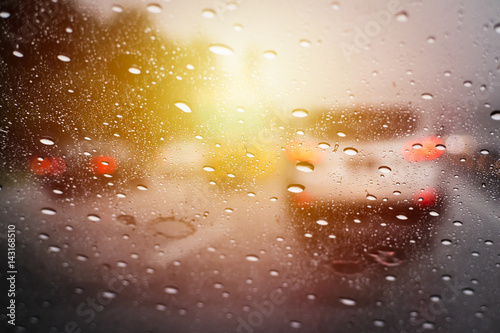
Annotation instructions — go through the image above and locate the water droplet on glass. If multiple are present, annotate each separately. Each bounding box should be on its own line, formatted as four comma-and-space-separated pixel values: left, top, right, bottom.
40, 137, 55, 145
209, 44, 234, 56
48, 246, 61, 253
494, 23, 500, 33
41, 208, 57, 215
287, 184, 305, 193
38, 233, 49, 240
378, 166, 391, 173
57, 55, 71, 62
296, 161, 314, 172
396, 214, 408, 220
292, 109, 308, 118
203, 166, 215, 172
128, 66, 141, 74
462, 288, 474, 296
137, 185, 148, 191
318, 142, 330, 149
202, 9, 216, 19
147, 3, 163, 13
421, 93, 433, 100
396, 11, 408, 22
245, 255, 260, 262
152, 217, 195, 238
174, 102, 192, 113
441, 239, 452, 245
412, 143, 422, 149
299, 39, 311, 47
87, 214, 101, 222
289, 321, 302, 328
366, 194, 377, 201
269, 270, 279, 276
263, 50, 277, 59
338, 297, 357, 306
463, 81, 472, 87
13, 50, 23, 58
373, 320, 386, 327
164, 286, 179, 295
490, 111, 500, 120
0, 11, 11, 18
316, 219, 328, 226
337, 131, 347, 137
343, 147, 358, 155
429, 211, 439, 216
111, 5, 123, 13
155, 304, 167, 311
385, 275, 396, 281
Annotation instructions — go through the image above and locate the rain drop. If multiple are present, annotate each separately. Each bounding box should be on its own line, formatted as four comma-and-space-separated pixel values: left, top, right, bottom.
396, 214, 408, 220
343, 147, 358, 155
175, 102, 192, 113
396, 11, 408, 22
147, 3, 163, 13
13, 50, 23, 58
87, 214, 101, 222
441, 239, 452, 245
263, 50, 277, 59
490, 111, 500, 120
209, 44, 234, 56
202, 9, 216, 18
57, 55, 71, 62
128, 67, 141, 75
316, 219, 328, 226
421, 93, 433, 100
40, 137, 55, 145
164, 286, 179, 295
245, 255, 260, 262
292, 109, 308, 118
41, 208, 57, 215
203, 166, 215, 172
378, 166, 391, 173
137, 185, 148, 191
287, 184, 305, 193
338, 297, 357, 306
296, 161, 314, 172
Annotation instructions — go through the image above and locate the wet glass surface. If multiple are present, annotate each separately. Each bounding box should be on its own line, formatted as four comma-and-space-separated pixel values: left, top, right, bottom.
0, 0, 499, 332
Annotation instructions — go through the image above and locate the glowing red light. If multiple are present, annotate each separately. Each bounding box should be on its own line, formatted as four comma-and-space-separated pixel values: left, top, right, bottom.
90, 155, 117, 175
402, 136, 444, 162
286, 140, 324, 164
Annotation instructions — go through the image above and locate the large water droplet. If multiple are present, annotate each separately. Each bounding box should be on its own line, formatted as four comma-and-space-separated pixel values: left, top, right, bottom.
263, 50, 277, 59
316, 219, 328, 226
209, 44, 234, 56
396, 11, 408, 22
40, 137, 55, 145
287, 184, 305, 193
490, 111, 500, 120
41, 208, 57, 215
343, 147, 358, 155
87, 214, 101, 222
421, 93, 433, 100
203, 166, 215, 172
245, 254, 260, 262
296, 161, 314, 172
175, 102, 192, 113
494, 23, 500, 33
128, 66, 141, 74
338, 297, 357, 306
164, 286, 179, 294
13, 50, 23, 58
202, 9, 216, 19
147, 3, 163, 13
378, 166, 391, 173
292, 109, 308, 118
57, 54, 71, 62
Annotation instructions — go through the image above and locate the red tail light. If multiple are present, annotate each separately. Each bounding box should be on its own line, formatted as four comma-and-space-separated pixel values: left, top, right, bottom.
402, 136, 444, 162
414, 187, 438, 207
293, 190, 314, 207
286, 140, 324, 164
29, 156, 66, 175
90, 155, 117, 175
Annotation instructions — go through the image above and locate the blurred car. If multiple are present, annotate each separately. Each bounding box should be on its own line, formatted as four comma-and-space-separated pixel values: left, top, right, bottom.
26, 136, 144, 198
284, 105, 447, 272
286, 104, 446, 210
